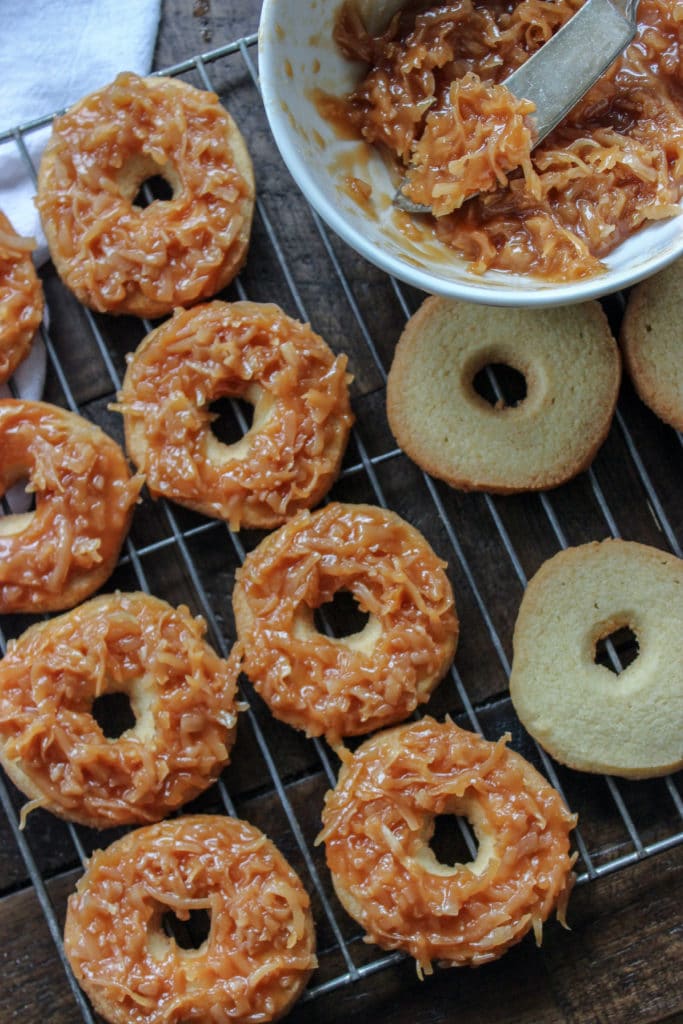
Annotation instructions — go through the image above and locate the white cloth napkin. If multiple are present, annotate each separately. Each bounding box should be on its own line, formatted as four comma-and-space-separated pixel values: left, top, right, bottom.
0, 0, 161, 509
0, 0, 161, 251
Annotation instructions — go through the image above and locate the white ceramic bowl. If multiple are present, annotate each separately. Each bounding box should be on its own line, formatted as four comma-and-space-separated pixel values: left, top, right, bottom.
258, 0, 683, 307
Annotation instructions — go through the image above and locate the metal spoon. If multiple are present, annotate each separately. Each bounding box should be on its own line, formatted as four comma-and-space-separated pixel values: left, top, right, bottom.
395, 0, 641, 213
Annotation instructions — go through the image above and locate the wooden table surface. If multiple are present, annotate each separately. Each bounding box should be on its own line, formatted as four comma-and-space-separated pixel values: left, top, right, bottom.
1, 3, 682, 1022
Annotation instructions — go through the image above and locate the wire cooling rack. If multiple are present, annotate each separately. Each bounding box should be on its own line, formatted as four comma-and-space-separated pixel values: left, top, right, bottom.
1, 32, 682, 1021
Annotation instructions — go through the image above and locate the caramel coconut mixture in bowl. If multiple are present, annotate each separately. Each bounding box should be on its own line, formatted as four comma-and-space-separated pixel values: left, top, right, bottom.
259, 0, 683, 306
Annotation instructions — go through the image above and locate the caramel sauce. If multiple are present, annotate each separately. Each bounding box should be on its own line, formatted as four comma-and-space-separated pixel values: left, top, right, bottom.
320, 718, 577, 972
64, 816, 316, 1022
0, 400, 141, 613
233, 503, 458, 742
310, 85, 365, 140
0, 594, 238, 827
342, 175, 375, 215
36, 73, 253, 316
0, 211, 43, 385
326, 137, 373, 180
404, 73, 537, 213
117, 302, 353, 531
329, 0, 683, 279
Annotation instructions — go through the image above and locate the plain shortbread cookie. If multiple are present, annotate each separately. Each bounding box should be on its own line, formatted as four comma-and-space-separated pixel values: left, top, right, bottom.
620, 258, 683, 431
386, 296, 621, 492
509, 539, 683, 779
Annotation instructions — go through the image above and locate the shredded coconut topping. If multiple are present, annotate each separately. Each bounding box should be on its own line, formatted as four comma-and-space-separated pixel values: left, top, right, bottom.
0, 593, 240, 828
233, 503, 459, 742
64, 815, 317, 1024
404, 73, 538, 213
36, 72, 254, 316
116, 301, 354, 530
0, 400, 142, 613
0, 211, 43, 384
318, 717, 577, 973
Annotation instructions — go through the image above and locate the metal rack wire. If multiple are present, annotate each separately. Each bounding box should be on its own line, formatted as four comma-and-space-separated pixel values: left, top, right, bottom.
0, 31, 682, 1019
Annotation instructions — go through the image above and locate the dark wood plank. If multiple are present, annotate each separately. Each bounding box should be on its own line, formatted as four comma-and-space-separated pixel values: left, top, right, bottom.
154, 0, 261, 68
542, 849, 683, 1024
0, 870, 83, 1023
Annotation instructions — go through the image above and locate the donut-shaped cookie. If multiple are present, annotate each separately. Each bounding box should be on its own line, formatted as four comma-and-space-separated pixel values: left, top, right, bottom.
318, 717, 576, 972
0, 400, 141, 614
64, 815, 317, 1024
0, 593, 240, 828
116, 301, 354, 530
620, 258, 683, 431
36, 72, 254, 318
510, 539, 683, 778
386, 297, 621, 493
0, 211, 43, 386
232, 503, 458, 742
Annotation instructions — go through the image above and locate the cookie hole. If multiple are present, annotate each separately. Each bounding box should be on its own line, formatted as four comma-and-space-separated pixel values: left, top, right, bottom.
133, 174, 175, 208
0, 477, 36, 534
594, 626, 639, 674
208, 396, 254, 446
473, 363, 527, 408
429, 814, 477, 868
162, 908, 211, 950
91, 692, 136, 739
314, 589, 370, 639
